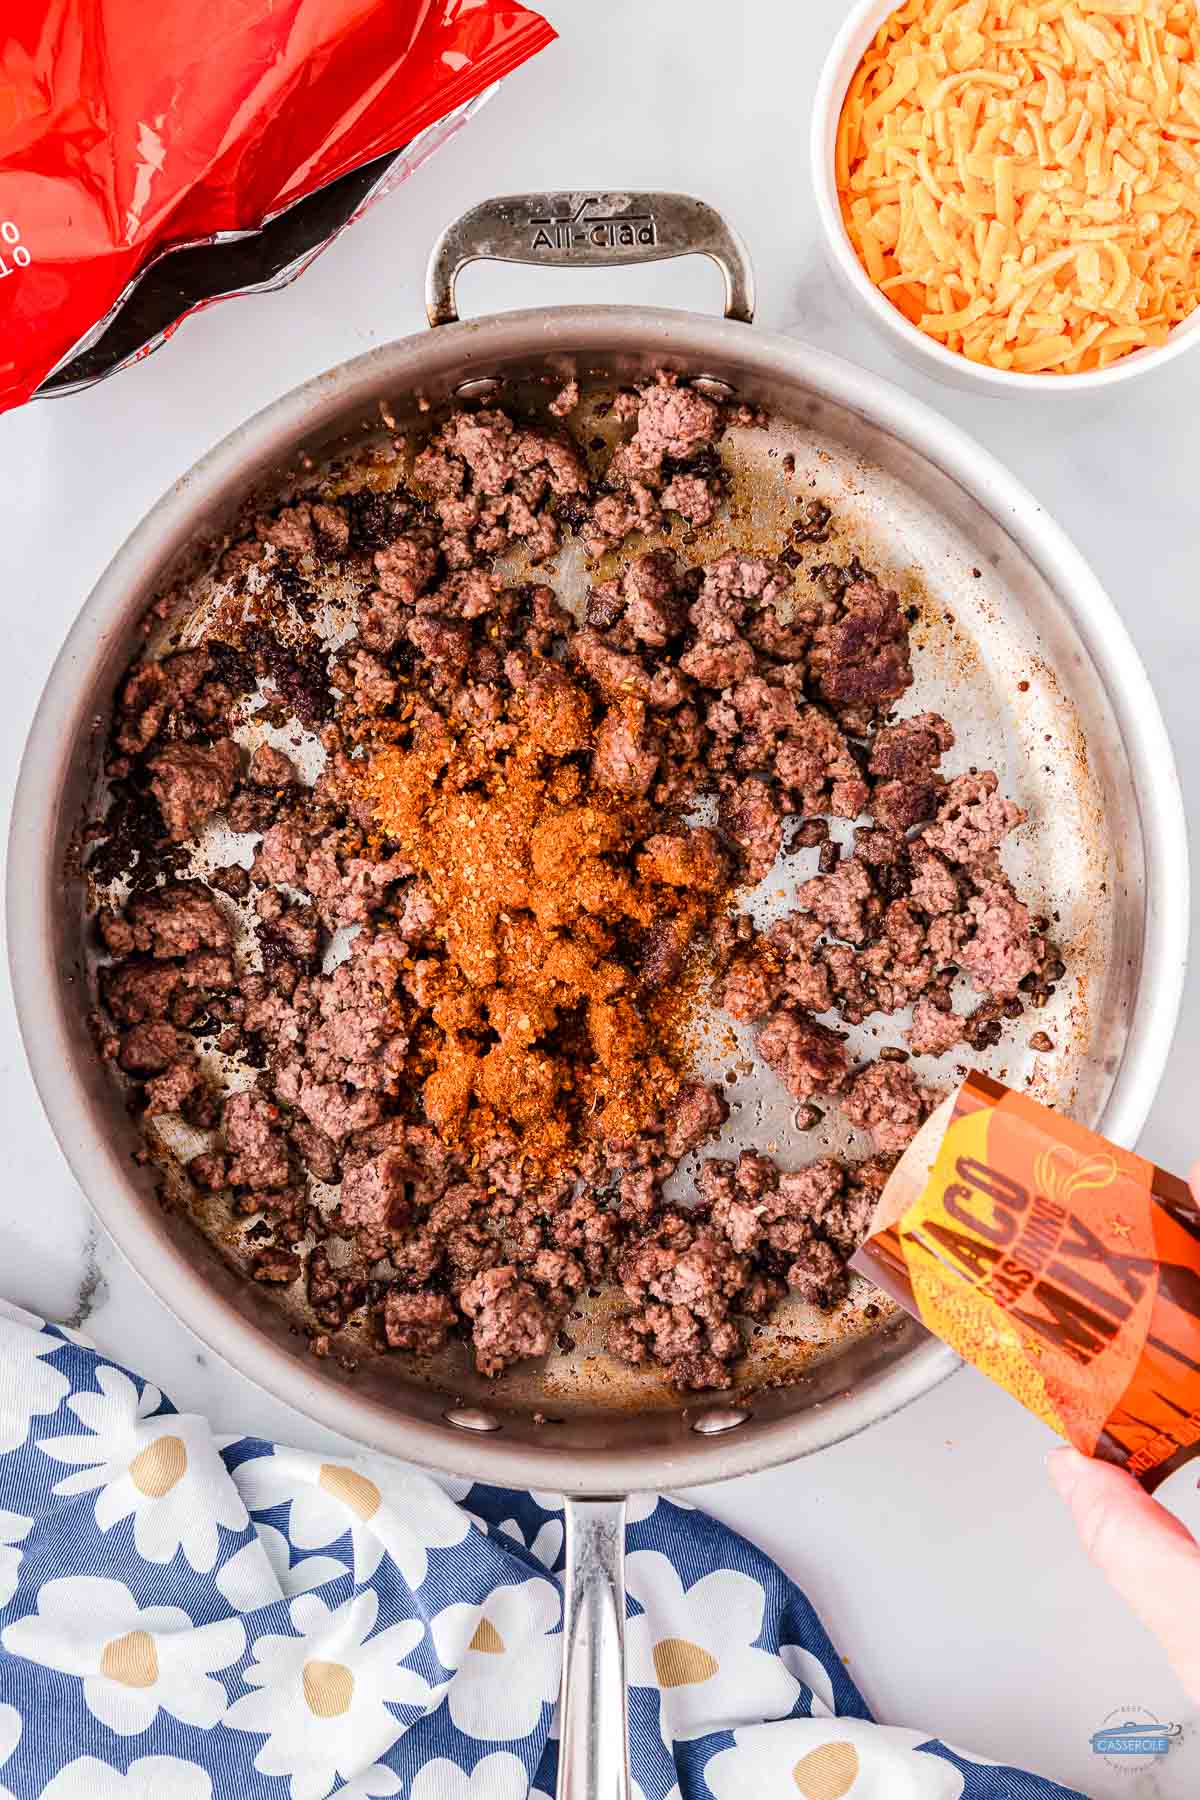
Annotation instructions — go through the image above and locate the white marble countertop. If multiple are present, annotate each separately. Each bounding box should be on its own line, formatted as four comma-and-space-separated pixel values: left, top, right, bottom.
2, 2, 1199, 1793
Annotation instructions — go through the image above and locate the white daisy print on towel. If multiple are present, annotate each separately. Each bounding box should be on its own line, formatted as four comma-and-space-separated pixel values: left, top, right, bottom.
41, 1755, 214, 1800
0, 1507, 32, 1608
703, 1720, 966, 1800
0, 1303, 71, 1454
3, 1575, 245, 1735
37, 1364, 247, 1571
410, 1751, 529, 1800
215, 1522, 347, 1613
0, 1702, 20, 1800
326, 1766, 402, 1799
234, 1447, 471, 1588
625, 1551, 799, 1746
225, 1586, 436, 1800
627, 1492, 694, 1526
496, 1512, 563, 1569
430, 1577, 561, 1741
779, 1642, 836, 1718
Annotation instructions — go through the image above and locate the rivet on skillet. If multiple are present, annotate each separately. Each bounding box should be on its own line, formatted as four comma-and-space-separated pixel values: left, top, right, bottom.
444, 1406, 502, 1432
454, 376, 504, 400
690, 375, 736, 399
692, 1406, 751, 1435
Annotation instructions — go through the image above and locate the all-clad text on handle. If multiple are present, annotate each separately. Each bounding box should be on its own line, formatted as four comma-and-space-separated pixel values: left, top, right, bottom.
426, 190, 755, 325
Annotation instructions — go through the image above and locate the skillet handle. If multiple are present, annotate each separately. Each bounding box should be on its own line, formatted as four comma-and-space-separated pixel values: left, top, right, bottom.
556, 1496, 631, 1800
426, 191, 755, 327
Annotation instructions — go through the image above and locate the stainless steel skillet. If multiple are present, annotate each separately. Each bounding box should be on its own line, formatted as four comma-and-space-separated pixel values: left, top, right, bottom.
8, 194, 1187, 1800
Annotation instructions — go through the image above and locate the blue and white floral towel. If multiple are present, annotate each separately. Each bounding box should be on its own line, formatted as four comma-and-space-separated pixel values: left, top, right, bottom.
0, 1300, 1082, 1800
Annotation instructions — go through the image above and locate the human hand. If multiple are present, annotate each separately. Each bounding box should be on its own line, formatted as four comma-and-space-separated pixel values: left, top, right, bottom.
1048, 1444, 1200, 1702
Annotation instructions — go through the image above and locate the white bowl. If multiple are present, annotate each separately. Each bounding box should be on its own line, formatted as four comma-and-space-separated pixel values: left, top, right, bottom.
811, 0, 1200, 393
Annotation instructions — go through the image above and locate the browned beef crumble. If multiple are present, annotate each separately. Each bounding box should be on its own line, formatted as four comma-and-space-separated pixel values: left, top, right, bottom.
581, 371, 733, 555
88, 373, 1054, 1393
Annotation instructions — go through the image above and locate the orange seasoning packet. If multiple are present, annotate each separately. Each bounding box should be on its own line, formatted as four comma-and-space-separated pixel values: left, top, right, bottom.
852, 1072, 1200, 1490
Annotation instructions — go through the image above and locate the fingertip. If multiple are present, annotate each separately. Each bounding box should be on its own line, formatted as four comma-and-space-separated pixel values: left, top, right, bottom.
1046, 1442, 1089, 1503
1044, 1446, 1200, 1702
1045, 1446, 1149, 1544
1188, 1161, 1200, 1206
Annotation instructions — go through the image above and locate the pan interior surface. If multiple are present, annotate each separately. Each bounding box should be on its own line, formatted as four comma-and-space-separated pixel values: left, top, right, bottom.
33, 311, 1159, 1487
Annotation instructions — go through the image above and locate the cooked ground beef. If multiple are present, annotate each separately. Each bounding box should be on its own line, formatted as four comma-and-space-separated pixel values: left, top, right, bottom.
757, 1007, 851, 1100
381, 1289, 459, 1354
249, 743, 299, 788
663, 1082, 729, 1159
959, 879, 1044, 998
582, 372, 731, 556
459, 1265, 558, 1378
721, 945, 785, 1021
868, 711, 953, 832
796, 857, 880, 944
718, 779, 784, 885
907, 994, 967, 1056
148, 738, 242, 841
115, 882, 233, 959
923, 771, 1025, 868
808, 574, 913, 731
88, 373, 1048, 1392
840, 1062, 936, 1155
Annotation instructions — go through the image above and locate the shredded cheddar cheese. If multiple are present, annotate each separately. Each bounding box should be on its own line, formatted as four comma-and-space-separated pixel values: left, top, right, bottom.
836, 0, 1200, 372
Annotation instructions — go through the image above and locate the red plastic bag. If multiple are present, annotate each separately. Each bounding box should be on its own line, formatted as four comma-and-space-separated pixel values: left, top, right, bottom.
0, 1, 555, 412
